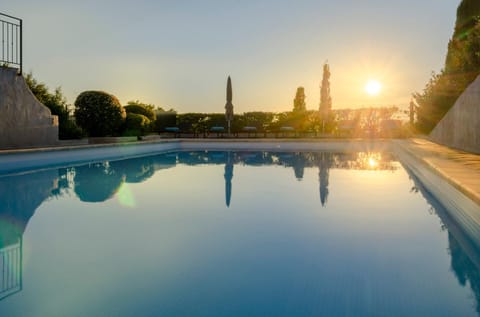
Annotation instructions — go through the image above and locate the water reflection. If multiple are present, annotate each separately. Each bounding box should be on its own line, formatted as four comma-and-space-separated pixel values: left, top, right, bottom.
0, 170, 60, 300
1, 150, 479, 312
224, 152, 234, 208
74, 162, 125, 203
407, 170, 480, 315
317, 152, 333, 206
182, 151, 398, 207
58, 151, 400, 207
73, 156, 176, 203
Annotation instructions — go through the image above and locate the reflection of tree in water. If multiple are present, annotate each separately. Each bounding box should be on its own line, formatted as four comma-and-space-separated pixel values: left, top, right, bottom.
237, 152, 273, 166
316, 152, 334, 207
110, 157, 156, 184
449, 232, 480, 314
72, 154, 177, 203
67, 151, 397, 204
224, 152, 234, 207
0, 170, 58, 247
407, 169, 480, 314
292, 153, 308, 180
177, 151, 217, 165
276, 153, 308, 180
74, 162, 125, 203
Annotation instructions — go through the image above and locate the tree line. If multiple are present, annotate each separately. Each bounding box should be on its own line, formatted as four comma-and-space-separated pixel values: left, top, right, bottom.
25, 73, 407, 139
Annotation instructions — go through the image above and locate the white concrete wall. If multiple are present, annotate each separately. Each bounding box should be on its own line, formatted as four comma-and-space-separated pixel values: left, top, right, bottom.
0, 67, 58, 149
430, 75, 480, 154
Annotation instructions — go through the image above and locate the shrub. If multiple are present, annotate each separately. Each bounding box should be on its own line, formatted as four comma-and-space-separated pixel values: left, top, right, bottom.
177, 113, 207, 133
124, 101, 156, 121
74, 91, 126, 137
124, 112, 151, 136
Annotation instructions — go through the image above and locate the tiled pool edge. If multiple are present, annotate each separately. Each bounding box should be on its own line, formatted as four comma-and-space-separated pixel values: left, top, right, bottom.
0, 139, 390, 175
394, 141, 480, 247
0, 140, 182, 175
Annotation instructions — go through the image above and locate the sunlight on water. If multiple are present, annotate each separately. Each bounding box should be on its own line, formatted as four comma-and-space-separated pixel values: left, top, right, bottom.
117, 183, 136, 208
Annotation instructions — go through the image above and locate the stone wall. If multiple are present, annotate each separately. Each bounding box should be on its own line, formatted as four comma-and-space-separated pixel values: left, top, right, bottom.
430, 75, 480, 154
0, 67, 58, 149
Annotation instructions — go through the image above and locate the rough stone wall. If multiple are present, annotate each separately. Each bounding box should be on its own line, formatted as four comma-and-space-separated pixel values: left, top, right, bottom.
0, 67, 58, 149
430, 75, 480, 154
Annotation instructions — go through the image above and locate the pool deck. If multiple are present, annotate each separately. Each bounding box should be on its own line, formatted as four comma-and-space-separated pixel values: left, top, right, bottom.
395, 138, 480, 206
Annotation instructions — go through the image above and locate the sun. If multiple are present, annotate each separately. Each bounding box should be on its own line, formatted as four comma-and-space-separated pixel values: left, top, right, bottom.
365, 80, 382, 96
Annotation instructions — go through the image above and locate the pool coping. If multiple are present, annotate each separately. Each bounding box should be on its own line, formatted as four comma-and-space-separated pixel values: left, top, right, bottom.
0, 139, 391, 175
393, 139, 480, 248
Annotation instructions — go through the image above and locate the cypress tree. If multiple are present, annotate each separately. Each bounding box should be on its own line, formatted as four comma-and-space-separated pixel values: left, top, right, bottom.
454, 0, 480, 39
293, 87, 306, 112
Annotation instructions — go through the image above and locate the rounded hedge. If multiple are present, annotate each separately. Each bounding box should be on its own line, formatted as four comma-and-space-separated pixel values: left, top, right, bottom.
124, 104, 156, 121
74, 91, 126, 137
125, 112, 151, 135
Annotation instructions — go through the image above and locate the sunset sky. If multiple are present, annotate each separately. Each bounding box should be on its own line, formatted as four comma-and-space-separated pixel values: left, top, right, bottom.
5, 0, 459, 113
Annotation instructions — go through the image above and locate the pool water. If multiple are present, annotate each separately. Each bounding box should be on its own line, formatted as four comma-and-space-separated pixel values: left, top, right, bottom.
0, 151, 479, 317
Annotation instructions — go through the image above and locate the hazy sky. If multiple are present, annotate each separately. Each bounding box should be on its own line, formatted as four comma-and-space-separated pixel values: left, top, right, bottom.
5, 1, 459, 113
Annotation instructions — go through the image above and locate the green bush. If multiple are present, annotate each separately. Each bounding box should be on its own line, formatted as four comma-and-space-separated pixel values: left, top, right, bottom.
177, 113, 207, 133
74, 91, 126, 137
125, 112, 151, 136
124, 102, 156, 121
62, 119, 85, 139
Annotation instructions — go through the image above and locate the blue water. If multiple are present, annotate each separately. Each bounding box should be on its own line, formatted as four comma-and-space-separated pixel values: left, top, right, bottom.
0, 151, 479, 317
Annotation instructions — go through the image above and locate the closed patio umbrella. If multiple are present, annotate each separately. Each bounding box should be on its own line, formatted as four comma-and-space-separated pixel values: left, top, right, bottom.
225, 76, 234, 135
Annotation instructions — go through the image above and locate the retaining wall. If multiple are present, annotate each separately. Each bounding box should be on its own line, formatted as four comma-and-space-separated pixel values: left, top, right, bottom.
0, 67, 58, 149
430, 75, 480, 154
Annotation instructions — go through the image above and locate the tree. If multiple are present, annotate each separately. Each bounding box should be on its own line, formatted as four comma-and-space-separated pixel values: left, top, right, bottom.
319, 63, 333, 133
415, 1, 480, 133
454, 0, 480, 39
319, 63, 332, 115
124, 113, 150, 136
242, 112, 275, 132
293, 87, 306, 112
123, 100, 157, 135
25, 73, 83, 139
74, 91, 126, 137
124, 100, 156, 121
177, 113, 207, 133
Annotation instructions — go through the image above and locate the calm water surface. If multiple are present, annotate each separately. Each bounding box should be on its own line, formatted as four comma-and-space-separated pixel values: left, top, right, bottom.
0, 151, 479, 317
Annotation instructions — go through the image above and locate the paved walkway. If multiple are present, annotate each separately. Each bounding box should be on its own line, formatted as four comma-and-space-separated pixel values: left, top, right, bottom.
398, 138, 480, 205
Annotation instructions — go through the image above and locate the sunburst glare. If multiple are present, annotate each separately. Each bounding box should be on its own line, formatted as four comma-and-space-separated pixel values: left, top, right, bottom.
365, 80, 382, 96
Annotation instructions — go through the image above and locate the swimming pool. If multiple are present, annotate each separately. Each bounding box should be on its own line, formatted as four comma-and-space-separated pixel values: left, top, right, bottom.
0, 149, 479, 316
